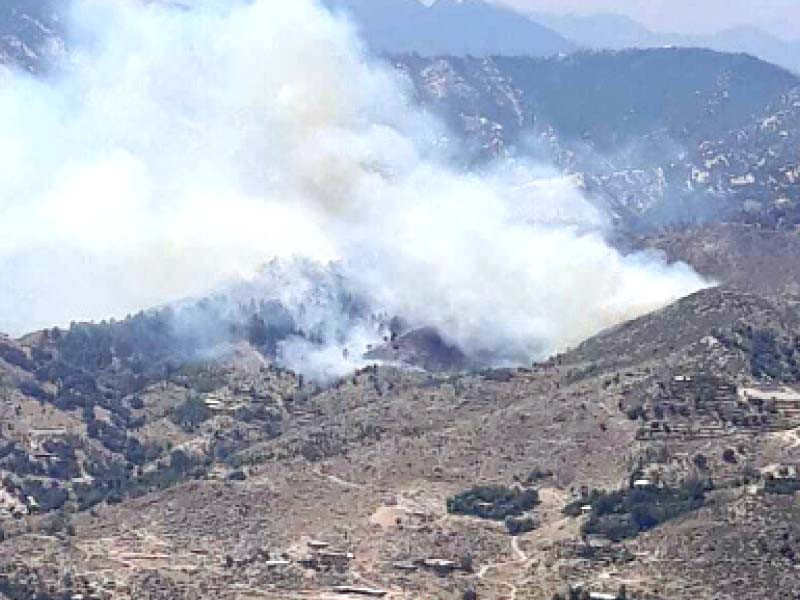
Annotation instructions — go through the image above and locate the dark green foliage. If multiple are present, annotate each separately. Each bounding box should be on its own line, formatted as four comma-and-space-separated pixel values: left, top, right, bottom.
74, 453, 207, 510
73, 483, 109, 511
447, 485, 539, 521
0, 575, 73, 600
173, 365, 229, 394
505, 515, 536, 535
45, 457, 80, 481
765, 478, 800, 495
525, 468, 553, 484
0, 342, 35, 371
0, 447, 44, 478
717, 324, 800, 382
565, 480, 706, 542
748, 329, 790, 379
227, 470, 247, 481
625, 405, 646, 421
123, 438, 161, 466
246, 315, 270, 348
86, 419, 128, 453
17, 379, 51, 402
0, 294, 311, 519
171, 397, 212, 431
20, 480, 68, 512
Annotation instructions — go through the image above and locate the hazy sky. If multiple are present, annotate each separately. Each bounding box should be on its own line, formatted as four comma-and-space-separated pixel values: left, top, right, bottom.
491, 0, 800, 40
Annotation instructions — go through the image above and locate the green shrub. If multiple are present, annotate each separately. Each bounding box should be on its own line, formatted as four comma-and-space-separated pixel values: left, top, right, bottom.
505, 515, 536, 535
765, 478, 800, 495
447, 485, 539, 521
171, 397, 212, 431
566, 479, 706, 541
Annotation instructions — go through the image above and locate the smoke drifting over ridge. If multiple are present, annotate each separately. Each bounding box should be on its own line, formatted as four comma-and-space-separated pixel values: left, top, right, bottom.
0, 0, 706, 375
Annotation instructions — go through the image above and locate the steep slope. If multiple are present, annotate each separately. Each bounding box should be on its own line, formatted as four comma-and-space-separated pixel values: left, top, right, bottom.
562, 286, 800, 375
395, 50, 800, 227
628, 224, 800, 295
0, 0, 62, 73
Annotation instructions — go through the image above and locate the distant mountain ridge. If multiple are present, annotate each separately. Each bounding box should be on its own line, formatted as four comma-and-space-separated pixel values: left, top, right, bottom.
532, 11, 800, 75
324, 0, 800, 75
322, 0, 575, 56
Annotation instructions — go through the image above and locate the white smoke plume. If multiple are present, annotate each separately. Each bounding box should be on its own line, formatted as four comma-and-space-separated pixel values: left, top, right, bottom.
0, 0, 707, 375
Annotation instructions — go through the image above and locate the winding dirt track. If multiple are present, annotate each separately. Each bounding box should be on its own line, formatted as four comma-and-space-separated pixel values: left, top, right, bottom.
312, 468, 363, 489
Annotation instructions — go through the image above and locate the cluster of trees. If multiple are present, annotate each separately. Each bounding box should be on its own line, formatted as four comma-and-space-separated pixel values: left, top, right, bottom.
553, 584, 628, 600
716, 325, 800, 382
0, 340, 35, 371
447, 485, 539, 522
765, 477, 800, 495
19, 479, 68, 512
3, 296, 312, 520
564, 478, 707, 542
504, 515, 536, 535
74, 450, 207, 510
170, 397, 212, 432
0, 444, 44, 478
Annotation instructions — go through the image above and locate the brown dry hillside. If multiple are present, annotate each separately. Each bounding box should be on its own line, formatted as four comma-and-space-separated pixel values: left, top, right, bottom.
2, 284, 800, 599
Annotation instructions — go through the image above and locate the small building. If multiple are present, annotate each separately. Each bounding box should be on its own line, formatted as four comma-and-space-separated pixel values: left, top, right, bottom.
263, 560, 291, 568
632, 479, 654, 490
317, 550, 355, 564
332, 586, 387, 598
420, 558, 459, 573
762, 464, 799, 480
33, 452, 57, 461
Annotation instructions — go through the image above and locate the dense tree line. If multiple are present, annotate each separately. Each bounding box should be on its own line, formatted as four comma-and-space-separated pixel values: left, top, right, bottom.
564, 478, 707, 541
447, 485, 539, 521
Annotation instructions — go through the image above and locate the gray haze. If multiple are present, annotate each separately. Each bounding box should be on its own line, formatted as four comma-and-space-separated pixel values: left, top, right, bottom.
492, 0, 800, 40
0, 0, 706, 377
332, 1, 800, 74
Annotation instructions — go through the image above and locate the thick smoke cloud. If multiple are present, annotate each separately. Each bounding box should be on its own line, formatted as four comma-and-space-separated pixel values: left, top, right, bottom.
0, 0, 707, 375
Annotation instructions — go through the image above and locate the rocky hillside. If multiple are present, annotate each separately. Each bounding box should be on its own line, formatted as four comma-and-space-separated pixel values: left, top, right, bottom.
2, 5, 800, 599
626, 223, 800, 295
0, 1, 62, 73
2, 284, 800, 599
394, 50, 800, 228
